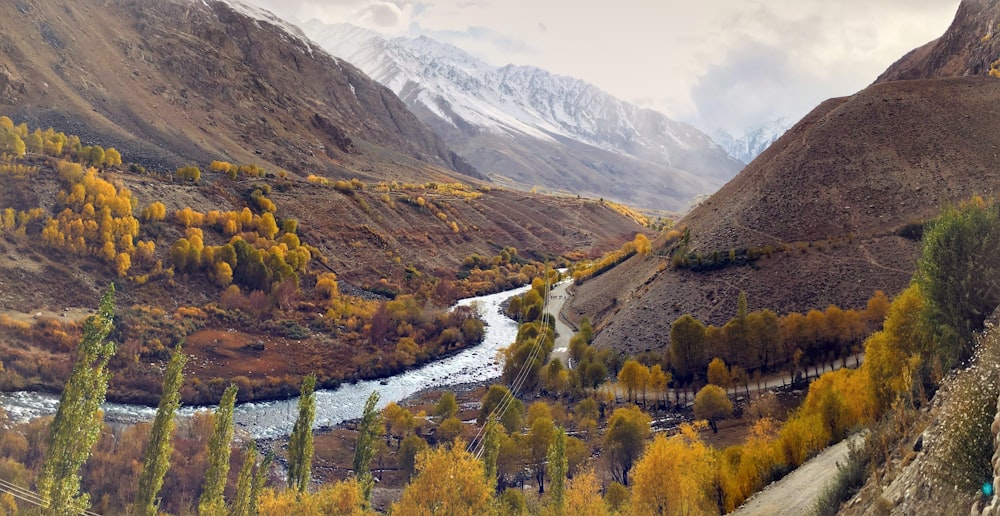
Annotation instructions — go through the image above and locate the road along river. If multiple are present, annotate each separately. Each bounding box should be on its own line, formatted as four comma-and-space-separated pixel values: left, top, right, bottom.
0, 281, 557, 439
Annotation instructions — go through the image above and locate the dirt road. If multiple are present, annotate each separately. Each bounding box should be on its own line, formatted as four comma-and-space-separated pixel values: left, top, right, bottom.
731, 433, 863, 515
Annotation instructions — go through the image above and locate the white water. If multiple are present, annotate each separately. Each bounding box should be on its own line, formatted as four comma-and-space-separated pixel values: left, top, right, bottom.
0, 283, 534, 439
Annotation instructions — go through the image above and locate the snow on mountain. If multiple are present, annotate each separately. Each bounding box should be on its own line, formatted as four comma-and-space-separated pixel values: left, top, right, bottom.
302, 20, 743, 211
712, 119, 790, 165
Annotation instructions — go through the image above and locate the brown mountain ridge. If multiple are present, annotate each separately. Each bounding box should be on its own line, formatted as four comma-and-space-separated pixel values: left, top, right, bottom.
568, 0, 1000, 355
0, 0, 480, 182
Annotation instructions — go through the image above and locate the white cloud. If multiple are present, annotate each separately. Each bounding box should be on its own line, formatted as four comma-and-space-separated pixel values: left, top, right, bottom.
242, 0, 960, 134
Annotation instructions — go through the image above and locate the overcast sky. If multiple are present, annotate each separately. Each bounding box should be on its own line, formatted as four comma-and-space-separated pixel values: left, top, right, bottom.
243, 0, 959, 136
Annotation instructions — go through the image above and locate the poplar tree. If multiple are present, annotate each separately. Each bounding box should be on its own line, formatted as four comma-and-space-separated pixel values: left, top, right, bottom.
547, 426, 568, 514
481, 418, 501, 492
135, 344, 186, 516
287, 374, 317, 493
37, 285, 117, 515
353, 391, 382, 502
199, 384, 238, 516
232, 442, 258, 516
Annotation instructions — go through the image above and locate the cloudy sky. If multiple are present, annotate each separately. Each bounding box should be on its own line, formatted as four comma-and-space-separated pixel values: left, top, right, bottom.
243, 0, 959, 136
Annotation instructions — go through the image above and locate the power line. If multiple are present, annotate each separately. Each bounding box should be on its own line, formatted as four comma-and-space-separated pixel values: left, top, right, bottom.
0, 478, 101, 516
469, 268, 559, 459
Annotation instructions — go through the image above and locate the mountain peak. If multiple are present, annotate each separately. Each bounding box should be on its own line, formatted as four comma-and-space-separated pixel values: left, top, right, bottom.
302, 22, 742, 211
877, 0, 1000, 82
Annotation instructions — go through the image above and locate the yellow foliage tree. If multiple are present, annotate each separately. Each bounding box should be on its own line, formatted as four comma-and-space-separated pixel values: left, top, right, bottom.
258, 478, 375, 516
391, 442, 492, 515
115, 252, 131, 277
561, 469, 610, 516
631, 423, 717, 516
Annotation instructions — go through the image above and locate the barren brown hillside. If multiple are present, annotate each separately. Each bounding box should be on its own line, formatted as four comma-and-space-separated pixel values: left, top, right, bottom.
0, 0, 479, 182
568, 75, 1000, 355
877, 0, 1000, 83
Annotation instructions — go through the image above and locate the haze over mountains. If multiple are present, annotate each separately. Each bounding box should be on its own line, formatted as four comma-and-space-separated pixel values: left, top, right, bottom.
711, 119, 789, 165
303, 21, 744, 212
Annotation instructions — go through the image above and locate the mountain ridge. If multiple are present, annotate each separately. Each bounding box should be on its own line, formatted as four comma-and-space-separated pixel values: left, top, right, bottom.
303, 21, 743, 211
0, 0, 481, 183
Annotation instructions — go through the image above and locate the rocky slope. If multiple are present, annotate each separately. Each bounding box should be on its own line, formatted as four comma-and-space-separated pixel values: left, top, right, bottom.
0, 0, 479, 182
302, 22, 743, 211
877, 0, 1000, 83
567, 0, 1000, 355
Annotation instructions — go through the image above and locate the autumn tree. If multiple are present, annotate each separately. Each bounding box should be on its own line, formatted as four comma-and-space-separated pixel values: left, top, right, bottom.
864, 284, 931, 412
694, 384, 733, 433
707, 357, 730, 390
391, 443, 492, 515
563, 470, 610, 516
135, 344, 186, 516
37, 285, 118, 515
288, 374, 317, 493
631, 424, 716, 515
527, 413, 555, 493
603, 405, 651, 486
383, 402, 415, 449
353, 391, 382, 502
199, 384, 238, 516
618, 359, 650, 405
175, 165, 201, 183
258, 478, 372, 515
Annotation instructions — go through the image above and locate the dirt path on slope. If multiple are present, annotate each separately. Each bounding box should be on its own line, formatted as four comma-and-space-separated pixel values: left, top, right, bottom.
731, 433, 863, 516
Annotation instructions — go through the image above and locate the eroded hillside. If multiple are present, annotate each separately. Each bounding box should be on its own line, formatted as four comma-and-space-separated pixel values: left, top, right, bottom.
569, 75, 1000, 354
0, 0, 478, 182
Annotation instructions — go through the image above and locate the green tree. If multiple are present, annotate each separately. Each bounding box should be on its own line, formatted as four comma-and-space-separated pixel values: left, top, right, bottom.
547, 426, 568, 513
398, 434, 428, 480
199, 384, 238, 516
135, 344, 187, 516
604, 405, 651, 486
37, 285, 118, 515
287, 374, 316, 493
233, 442, 259, 516
478, 384, 524, 433
433, 391, 458, 422
481, 418, 501, 492
353, 391, 382, 501
693, 384, 733, 433
669, 314, 706, 384
917, 198, 1000, 369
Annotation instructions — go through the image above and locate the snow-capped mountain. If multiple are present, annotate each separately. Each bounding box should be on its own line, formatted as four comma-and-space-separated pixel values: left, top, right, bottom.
302, 21, 743, 211
712, 119, 790, 165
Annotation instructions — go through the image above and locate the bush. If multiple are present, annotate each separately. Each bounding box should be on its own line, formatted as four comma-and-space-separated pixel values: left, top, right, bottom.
813, 439, 866, 516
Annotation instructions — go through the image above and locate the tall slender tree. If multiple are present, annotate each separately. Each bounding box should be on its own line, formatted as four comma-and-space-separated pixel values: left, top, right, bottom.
481, 418, 501, 492
353, 391, 382, 502
233, 441, 259, 516
547, 426, 568, 514
135, 343, 187, 516
287, 374, 317, 492
199, 384, 238, 516
37, 285, 117, 515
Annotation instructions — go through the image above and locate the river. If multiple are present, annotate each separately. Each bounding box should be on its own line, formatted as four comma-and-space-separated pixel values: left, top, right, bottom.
0, 281, 543, 439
